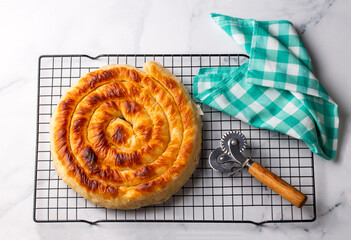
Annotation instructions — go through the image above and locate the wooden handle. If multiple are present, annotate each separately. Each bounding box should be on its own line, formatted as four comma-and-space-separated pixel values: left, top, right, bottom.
248, 162, 307, 208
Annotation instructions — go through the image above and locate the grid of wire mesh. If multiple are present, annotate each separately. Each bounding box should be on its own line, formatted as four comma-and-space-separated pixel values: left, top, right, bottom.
34, 54, 316, 224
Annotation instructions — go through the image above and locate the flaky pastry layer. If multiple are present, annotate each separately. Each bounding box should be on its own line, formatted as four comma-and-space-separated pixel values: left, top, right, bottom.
50, 61, 202, 209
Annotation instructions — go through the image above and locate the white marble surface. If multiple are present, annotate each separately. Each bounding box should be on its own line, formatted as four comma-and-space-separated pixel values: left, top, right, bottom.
0, 0, 350, 239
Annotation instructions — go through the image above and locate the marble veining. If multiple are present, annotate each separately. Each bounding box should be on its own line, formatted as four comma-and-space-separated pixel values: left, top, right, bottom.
0, 0, 350, 239
0, 80, 22, 93
299, 0, 337, 34
320, 201, 342, 217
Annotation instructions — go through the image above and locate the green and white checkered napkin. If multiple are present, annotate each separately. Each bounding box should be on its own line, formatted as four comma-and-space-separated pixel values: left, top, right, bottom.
193, 13, 339, 160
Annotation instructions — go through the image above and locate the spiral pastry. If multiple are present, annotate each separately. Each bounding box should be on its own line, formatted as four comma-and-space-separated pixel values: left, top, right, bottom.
50, 61, 202, 209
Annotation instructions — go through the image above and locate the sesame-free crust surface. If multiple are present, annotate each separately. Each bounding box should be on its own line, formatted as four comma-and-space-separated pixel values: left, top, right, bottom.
50, 61, 202, 209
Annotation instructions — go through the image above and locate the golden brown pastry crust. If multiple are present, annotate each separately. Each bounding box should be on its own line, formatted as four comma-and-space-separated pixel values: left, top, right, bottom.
50, 61, 202, 209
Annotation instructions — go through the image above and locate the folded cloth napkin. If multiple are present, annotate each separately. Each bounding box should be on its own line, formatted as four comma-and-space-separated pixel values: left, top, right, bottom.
193, 13, 339, 160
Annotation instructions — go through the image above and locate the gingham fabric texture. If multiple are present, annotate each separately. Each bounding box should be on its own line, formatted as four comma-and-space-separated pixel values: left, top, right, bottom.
193, 13, 339, 160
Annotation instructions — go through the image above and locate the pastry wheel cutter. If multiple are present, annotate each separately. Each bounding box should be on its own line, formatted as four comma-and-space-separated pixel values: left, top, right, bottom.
209, 131, 307, 208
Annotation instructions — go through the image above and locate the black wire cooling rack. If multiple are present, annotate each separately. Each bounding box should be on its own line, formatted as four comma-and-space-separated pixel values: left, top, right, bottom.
34, 54, 316, 224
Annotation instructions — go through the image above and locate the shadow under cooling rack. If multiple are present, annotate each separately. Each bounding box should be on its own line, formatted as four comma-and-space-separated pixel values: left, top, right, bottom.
34, 54, 316, 225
